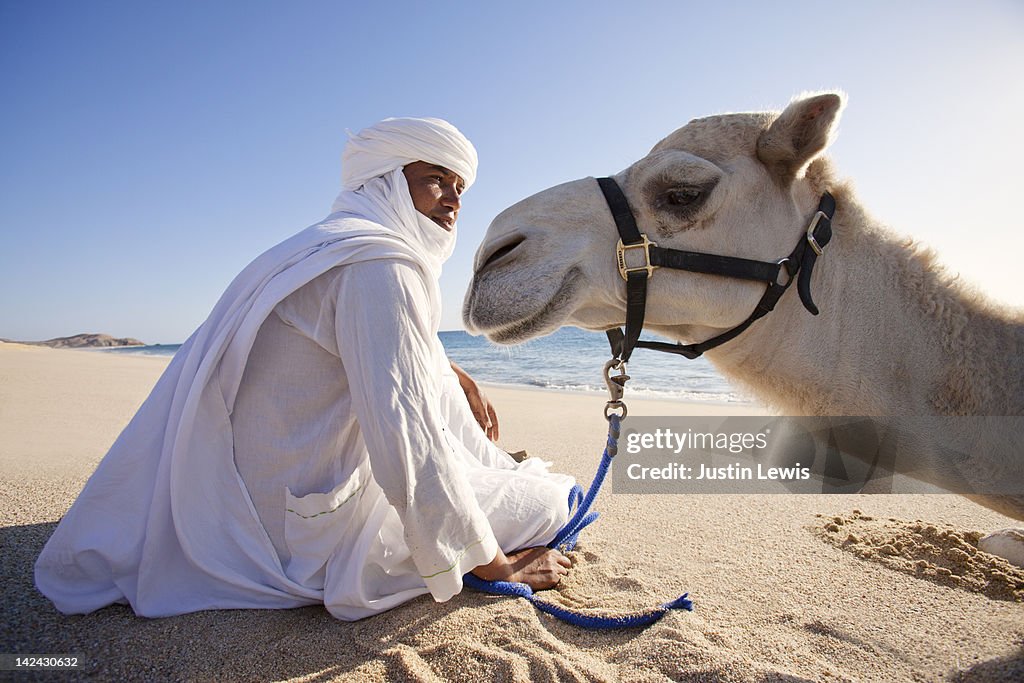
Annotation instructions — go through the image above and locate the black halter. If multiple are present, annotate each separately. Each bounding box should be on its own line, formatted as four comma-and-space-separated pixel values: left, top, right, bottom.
597, 176, 836, 363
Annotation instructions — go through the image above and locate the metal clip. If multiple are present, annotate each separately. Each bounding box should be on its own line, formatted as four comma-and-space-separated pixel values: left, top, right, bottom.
616, 235, 658, 281
603, 359, 630, 420
774, 257, 794, 286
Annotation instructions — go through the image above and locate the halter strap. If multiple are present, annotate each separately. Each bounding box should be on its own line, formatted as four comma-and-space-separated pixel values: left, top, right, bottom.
597, 176, 835, 362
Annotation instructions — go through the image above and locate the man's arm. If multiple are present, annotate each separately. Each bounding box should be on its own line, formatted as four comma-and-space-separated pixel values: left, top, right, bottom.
333, 260, 566, 595
449, 360, 499, 441
333, 260, 497, 600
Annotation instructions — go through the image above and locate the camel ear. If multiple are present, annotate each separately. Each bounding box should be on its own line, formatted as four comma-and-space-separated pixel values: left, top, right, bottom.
757, 92, 845, 185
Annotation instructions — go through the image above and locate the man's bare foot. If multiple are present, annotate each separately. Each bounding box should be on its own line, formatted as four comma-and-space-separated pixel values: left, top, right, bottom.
472, 546, 571, 590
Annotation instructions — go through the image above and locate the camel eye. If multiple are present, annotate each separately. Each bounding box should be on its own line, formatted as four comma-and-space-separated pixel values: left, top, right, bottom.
665, 187, 702, 206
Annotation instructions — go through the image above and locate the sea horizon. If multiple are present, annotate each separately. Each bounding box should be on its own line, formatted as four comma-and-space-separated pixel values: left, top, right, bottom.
90, 327, 751, 404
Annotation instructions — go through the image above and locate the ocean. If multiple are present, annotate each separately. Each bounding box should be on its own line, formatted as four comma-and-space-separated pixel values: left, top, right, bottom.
96, 327, 750, 404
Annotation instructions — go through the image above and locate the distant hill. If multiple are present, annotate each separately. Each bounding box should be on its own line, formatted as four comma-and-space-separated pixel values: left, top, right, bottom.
2, 333, 146, 348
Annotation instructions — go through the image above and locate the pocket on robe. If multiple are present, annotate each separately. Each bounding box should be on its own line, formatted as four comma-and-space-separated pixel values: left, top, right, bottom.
282, 473, 368, 590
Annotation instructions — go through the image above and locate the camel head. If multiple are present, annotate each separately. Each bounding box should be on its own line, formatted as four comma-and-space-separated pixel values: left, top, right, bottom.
463, 92, 845, 346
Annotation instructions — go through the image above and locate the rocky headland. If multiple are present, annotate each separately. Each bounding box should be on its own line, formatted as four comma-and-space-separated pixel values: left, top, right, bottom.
1, 333, 145, 348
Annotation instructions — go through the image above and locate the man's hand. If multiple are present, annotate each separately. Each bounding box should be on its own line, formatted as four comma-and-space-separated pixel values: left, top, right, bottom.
471, 546, 571, 591
450, 360, 499, 441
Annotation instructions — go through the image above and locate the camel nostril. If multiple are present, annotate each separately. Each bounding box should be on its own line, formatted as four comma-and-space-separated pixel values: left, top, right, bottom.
480, 235, 525, 271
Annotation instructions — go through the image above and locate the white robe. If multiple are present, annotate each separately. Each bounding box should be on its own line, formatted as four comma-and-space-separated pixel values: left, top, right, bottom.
233, 261, 573, 619
34, 205, 574, 620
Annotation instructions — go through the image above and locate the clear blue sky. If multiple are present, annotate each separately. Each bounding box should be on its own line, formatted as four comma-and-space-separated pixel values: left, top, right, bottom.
2, 1, 1022, 343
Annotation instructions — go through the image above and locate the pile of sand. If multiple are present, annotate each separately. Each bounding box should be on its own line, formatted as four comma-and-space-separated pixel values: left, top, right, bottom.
816, 509, 1024, 602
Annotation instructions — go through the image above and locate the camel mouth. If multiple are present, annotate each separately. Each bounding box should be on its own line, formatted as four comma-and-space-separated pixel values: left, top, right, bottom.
477, 233, 526, 273
476, 266, 583, 344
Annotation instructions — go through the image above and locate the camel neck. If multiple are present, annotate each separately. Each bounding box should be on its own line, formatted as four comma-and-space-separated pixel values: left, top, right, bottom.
692, 189, 1024, 417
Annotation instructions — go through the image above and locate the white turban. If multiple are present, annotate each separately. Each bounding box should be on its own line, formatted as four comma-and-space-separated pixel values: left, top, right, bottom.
331, 116, 478, 283
340, 117, 478, 191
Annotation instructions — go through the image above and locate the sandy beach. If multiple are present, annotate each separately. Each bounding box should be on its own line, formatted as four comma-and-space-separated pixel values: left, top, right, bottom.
1, 342, 1021, 681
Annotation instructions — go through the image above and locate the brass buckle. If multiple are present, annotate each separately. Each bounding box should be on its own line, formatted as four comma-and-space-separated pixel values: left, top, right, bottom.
616, 235, 658, 281
805, 211, 827, 256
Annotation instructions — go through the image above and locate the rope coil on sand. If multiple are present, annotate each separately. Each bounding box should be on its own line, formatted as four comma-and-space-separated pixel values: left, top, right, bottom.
464, 414, 694, 629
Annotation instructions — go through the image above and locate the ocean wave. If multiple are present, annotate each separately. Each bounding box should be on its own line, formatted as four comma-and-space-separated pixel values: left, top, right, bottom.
532, 381, 752, 404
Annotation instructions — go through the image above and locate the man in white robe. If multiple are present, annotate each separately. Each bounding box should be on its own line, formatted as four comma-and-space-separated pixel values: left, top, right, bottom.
35, 117, 575, 621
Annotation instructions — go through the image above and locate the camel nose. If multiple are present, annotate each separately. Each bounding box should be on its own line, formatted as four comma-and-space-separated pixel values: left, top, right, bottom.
477, 233, 526, 273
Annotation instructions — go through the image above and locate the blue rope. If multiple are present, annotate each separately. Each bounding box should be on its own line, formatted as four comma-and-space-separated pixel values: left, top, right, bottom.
548, 414, 619, 552
463, 573, 692, 629
568, 483, 584, 515
464, 413, 694, 629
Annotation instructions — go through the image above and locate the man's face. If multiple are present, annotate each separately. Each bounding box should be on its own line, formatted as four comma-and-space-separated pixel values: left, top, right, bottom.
402, 161, 466, 231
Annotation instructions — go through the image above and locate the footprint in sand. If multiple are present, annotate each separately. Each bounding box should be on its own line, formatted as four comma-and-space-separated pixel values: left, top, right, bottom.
814, 510, 1024, 602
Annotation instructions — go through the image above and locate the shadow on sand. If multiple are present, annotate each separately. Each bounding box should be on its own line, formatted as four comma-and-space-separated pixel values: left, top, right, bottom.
0, 523, 655, 681
5, 522, 1023, 681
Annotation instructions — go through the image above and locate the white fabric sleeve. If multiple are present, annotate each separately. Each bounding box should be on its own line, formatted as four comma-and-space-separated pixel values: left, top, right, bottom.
332, 259, 498, 601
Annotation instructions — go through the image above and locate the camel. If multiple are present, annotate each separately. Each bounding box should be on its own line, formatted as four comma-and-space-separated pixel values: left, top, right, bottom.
463, 92, 1024, 566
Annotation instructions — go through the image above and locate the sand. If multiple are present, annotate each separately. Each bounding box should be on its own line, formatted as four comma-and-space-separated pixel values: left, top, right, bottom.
1, 342, 1022, 681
